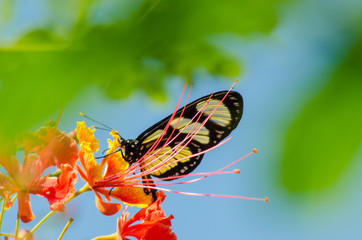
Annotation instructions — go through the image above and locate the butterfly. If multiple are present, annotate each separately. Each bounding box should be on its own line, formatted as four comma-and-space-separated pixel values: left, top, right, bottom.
117, 90, 243, 199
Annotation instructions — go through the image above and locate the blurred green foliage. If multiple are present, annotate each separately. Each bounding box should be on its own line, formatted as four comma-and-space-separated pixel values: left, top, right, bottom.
282, 35, 362, 191
0, 0, 281, 152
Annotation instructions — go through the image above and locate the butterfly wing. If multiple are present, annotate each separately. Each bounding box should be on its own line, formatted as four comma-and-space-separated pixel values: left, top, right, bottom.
136, 91, 243, 179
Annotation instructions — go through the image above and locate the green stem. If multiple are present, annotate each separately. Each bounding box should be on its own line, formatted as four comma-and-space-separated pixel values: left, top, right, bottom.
11, 195, 17, 203
0, 232, 15, 238
23, 184, 90, 240
0, 194, 18, 237
15, 212, 19, 240
57, 218, 74, 240
0, 198, 5, 232
24, 210, 54, 240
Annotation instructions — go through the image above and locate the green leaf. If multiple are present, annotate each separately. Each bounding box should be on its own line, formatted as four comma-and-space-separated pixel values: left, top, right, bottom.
281, 38, 362, 191
0, 0, 281, 152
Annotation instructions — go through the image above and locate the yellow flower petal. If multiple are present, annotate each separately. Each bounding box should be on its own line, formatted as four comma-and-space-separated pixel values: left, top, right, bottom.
98, 185, 153, 208
107, 130, 122, 154
76, 122, 99, 153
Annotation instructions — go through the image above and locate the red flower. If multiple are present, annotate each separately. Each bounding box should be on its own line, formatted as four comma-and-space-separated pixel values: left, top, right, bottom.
31, 163, 78, 212
0, 126, 78, 222
93, 192, 177, 240
118, 192, 176, 240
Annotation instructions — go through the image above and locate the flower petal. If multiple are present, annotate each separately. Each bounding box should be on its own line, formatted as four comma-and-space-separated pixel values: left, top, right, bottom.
94, 190, 122, 216
141, 220, 177, 240
18, 191, 35, 223
21, 154, 43, 188
76, 121, 99, 153
0, 155, 21, 180
0, 173, 14, 209
34, 164, 78, 211
97, 186, 153, 208
23, 127, 78, 169
79, 151, 104, 185
101, 151, 128, 178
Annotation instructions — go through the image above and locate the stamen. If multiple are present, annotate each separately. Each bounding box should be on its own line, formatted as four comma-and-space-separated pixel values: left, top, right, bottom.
93, 82, 267, 203
133, 91, 227, 177
102, 84, 238, 182
79, 112, 114, 132
95, 149, 266, 203
124, 84, 191, 175
115, 184, 268, 202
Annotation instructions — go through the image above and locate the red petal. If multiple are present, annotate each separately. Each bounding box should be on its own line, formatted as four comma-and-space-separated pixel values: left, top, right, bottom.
18, 192, 35, 223
33, 164, 78, 211
142, 221, 177, 240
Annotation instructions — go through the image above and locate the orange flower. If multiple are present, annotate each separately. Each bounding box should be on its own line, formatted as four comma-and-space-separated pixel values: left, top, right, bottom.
31, 164, 78, 212
75, 122, 153, 216
21, 126, 78, 169
93, 192, 176, 240
0, 126, 78, 222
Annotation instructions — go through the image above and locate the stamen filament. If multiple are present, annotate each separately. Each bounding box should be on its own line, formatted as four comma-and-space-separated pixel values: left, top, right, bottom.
112, 184, 268, 202
137, 83, 238, 176
93, 81, 267, 203
127, 92, 225, 178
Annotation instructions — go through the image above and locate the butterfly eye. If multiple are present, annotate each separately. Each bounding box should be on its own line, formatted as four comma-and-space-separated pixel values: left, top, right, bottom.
118, 136, 126, 146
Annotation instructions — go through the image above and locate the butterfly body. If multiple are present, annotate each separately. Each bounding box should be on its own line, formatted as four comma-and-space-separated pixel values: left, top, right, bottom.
119, 91, 243, 180
121, 139, 141, 164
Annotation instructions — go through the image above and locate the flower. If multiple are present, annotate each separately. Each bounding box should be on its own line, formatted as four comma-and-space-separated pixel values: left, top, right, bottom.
21, 126, 78, 169
0, 126, 78, 222
92, 191, 177, 240
75, 122, 153, 216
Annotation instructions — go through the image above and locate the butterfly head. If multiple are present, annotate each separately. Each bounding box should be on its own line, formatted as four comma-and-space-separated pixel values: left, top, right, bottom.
118, 136, 140, 164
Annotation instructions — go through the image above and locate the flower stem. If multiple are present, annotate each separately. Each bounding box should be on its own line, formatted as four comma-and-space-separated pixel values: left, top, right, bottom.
23, 184, 90, 240
0, 199, 5, 232
15, 212, 20, 240
11, 194, 17, 203
0, 232, 15, 238
57, 218, 73, 240
24, 210, 54, 240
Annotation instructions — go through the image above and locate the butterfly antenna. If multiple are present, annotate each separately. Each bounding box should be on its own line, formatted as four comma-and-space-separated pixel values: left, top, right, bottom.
94, 127, 114, 132
79, 112, 114, 131
95, 148, 123, 159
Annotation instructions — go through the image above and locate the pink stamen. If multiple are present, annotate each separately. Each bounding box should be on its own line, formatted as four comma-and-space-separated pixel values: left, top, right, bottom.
134, 92, 209, 173
141, 148, 255, 184
94, 81, 268, 202
95, 148, 266, 203
133, 88, 233, 177
103, 84, 193, 182
106, 184, 268, 202
120, 84, 194, 178
107, 94, 220, 182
